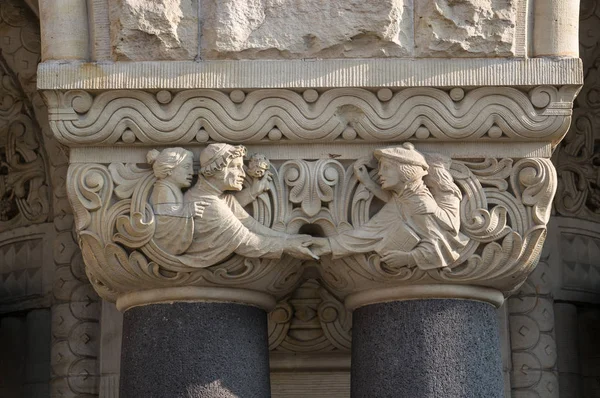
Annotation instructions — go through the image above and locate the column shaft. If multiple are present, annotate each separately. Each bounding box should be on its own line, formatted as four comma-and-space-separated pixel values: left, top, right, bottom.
351, 299, 503, 398
119, 302, 271, 398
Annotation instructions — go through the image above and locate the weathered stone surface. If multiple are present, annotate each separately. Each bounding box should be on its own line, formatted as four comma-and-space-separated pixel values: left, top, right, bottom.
109, 0, 198, 61
201, 0, 413, 59
415, 0, 516, 57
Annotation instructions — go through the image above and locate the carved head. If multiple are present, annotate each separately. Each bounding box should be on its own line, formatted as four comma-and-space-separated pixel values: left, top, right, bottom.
147, 148, 194, 188
247, 154, 270, 178
200, 143, 248, 191
374, 143, 428, 192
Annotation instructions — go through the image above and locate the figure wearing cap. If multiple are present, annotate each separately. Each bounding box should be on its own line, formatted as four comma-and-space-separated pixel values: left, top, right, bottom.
313, 143, 468, 270
174, 143, 316, 267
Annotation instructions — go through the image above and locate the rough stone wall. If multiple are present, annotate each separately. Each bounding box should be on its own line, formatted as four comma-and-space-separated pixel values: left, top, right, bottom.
108, 0, 519, 60
109, 0, 198, 60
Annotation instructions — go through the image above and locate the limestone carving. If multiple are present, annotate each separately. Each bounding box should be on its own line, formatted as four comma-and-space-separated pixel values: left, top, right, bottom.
554, 0, 600, 222
312, 143, 468, 271
508, 250, 559, 397
69, 139, 557, 308
0, 2, 102, 395
69, 144, 317, 306
42, 86, 577, 147
303, 146, 557, 305
0, 65, 49, 231
268, 279, 351, 354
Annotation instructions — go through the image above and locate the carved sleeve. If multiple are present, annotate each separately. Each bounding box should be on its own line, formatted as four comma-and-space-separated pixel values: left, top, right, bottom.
225, 194, 287, 238
406, 213, 468, 270
180, 197, 286, 267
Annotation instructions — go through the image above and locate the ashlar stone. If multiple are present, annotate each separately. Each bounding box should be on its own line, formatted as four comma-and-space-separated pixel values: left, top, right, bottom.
109, 0, 198, 61
415, 0, 517, 57
201, 0, 414, 59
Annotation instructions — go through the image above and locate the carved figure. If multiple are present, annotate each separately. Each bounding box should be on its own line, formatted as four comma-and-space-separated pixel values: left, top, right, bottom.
170, 143, 317, 266
147, 148, 208, 255
247, 154, 271, 178
313, 143, 468, 270
233, 153, 273, 208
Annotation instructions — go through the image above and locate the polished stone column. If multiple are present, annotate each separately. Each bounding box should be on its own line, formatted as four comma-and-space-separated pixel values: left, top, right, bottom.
119, 302, 271, 398
351, 299, 503, 398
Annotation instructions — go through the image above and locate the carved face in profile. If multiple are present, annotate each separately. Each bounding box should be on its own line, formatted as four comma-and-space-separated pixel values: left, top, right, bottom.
377, 159, 407, 191
214, 156, 246, 191
165, 155, 194, 188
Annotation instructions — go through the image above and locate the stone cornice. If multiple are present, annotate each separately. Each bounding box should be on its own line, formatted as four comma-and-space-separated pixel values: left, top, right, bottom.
37, 58, 583, 90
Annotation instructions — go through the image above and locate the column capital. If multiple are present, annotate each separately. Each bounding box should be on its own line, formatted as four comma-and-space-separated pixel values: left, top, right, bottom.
40, 72, 580, 310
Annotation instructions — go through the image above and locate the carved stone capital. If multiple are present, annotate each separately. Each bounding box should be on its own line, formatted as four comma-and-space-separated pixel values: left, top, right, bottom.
64, 143, 556, 310
40, 77, 575, 310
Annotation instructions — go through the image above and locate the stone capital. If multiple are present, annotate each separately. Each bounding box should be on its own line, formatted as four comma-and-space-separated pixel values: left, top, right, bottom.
39, 61, 582, 311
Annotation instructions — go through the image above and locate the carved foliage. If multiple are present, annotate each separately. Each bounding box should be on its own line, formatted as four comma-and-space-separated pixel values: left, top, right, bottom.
69, 160, 304, 302
0, 65, 49, 230
43, 86, 576, 146
69, 146, 556, 303
316, 156, 555, 296
0, 0, 40, 97
0, 1, 100, 396
554, 0, 600, 221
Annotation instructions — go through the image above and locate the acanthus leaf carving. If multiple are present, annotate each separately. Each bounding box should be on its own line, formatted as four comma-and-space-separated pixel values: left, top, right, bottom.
0, 59, 49, 231
67, 142, 557, 311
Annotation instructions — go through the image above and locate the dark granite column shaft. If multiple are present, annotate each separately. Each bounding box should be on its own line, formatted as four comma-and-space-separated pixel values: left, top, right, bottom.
351, 299, 503, 398
119, 302, 271, 398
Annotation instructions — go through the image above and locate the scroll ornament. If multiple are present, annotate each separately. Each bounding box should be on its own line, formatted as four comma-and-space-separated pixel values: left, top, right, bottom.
44, 85, 577, 146
68, 142, 556, 309
0, 68, 49, 231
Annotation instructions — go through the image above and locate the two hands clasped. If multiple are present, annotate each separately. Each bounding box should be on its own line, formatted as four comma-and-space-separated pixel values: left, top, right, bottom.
191, 173, 413, 266
281, 235, 414, 268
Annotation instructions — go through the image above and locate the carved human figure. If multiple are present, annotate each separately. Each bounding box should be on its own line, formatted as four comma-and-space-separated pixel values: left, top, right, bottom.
177, 143, 316, 267
313, 143, 468, 270
147, 147, 206, 255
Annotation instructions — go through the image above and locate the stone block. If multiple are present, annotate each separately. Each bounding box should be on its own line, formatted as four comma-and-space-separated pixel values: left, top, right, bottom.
201, 0, 413, 59
109, 0, 198, 60
414, 0, 516, 57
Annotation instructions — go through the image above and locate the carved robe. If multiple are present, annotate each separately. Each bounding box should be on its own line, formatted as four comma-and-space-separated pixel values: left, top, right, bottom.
180, 177, 287, 267
330, 179, 468, 269
150, 180, 194, 255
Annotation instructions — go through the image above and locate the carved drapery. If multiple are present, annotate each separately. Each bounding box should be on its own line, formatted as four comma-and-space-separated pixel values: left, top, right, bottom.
41, 84, 578, 310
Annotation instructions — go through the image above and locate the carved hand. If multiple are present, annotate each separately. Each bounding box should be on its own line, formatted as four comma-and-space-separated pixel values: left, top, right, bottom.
380, 250, 414, 269
311, 238, 332, 257
284, 234, 319, 260
193, 200, 211, 219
